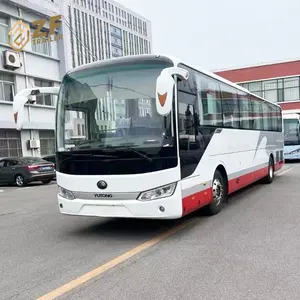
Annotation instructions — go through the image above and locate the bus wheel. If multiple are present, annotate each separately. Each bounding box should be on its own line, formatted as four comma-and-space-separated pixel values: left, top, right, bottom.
205, 170, 227, 216
262, 156, 274, 184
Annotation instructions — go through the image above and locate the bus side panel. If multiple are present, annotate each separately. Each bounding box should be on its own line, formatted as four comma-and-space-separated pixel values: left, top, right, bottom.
180, 128, 283, 215
181, 178, 213, 216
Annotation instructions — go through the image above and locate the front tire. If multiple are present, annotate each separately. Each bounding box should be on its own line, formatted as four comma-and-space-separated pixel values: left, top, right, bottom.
262, 156, 274, 184
205, 170, 227, 216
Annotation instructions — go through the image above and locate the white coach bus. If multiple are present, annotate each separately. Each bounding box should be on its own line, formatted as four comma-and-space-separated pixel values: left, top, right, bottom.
283, 113, 300, 160
13, 54, 284, 219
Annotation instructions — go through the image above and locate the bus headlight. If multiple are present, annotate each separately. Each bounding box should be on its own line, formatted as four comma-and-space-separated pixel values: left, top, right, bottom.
58, 186, 75, 200
138, 183, 177, 201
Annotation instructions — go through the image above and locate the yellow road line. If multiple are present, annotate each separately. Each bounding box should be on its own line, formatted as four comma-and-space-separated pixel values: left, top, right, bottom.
37, 218, 195, 300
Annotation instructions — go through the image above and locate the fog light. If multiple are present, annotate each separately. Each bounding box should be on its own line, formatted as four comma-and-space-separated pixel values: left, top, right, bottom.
159, 206, 165, 212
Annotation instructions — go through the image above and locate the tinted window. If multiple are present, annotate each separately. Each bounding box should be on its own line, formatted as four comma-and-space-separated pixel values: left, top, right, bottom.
177, 66, 215, 179
262, 102, 269, 130
0, 160, 4, 167
19, 157, 47, 164
251, 96, 264, 130
178, 65, 282, 132
6, 160, 17, 167
277, 106, 283, 132
43, 156, 56, 163
237, 91, 252, 129
268, 102, 278, 131
178, 93, 197, 137
220, 84, 239, 128
198, 75, 222, 127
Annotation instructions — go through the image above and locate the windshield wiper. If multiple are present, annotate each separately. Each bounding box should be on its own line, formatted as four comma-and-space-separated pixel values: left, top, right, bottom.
123, 146, 153, 162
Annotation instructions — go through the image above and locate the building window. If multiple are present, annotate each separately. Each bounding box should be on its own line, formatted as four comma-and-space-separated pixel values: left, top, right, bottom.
263, 79, 278, 102
0, 73, 14, 102
0, 15, 8, 44
283, 77, 300, 101
239, 76, 300, 103
248, 81, 262, 92
0, 129, 22, 157
34, 79, 53, 106
39, 130, 55, 156
31, 28, 51, 56
264, 90, 277, 102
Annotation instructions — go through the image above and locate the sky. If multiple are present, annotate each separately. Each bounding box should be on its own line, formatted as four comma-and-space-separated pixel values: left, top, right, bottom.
117, 0, 300, 71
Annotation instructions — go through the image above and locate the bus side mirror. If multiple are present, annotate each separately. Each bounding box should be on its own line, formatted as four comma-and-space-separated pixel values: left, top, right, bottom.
156, 67, 189, 116
13, 87, 60, 130
13, 89, 40, 131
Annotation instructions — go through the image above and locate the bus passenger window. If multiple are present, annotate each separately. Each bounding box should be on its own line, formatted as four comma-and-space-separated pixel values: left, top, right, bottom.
220, 84, 239, 128
199, 76, 223, 127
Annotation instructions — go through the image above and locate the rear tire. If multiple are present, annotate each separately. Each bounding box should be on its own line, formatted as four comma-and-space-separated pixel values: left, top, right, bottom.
42, 179, 52, 184
204, 170, 227, 216
262, 156, 274, 184
15, 175, 26, 187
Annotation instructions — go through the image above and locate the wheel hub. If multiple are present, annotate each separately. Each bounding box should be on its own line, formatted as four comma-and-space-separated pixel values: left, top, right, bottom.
212, 178, 223, 206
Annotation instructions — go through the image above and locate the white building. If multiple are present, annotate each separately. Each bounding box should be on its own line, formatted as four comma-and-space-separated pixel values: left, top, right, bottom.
64, 0, 152, 69
0, 0, 62, 158
0, 0, 153, 158
62, 0, 152, 138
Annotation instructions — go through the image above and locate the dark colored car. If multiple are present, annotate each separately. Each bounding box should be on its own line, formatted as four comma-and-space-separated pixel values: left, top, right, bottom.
42, 154, 56, 180
0, 156, 56, 187
42, 154, 56, 167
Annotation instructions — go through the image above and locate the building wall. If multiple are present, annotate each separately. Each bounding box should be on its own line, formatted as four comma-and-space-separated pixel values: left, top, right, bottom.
215, 60, 300, 106
0, 0, 63, 158
215, 60, 300, 83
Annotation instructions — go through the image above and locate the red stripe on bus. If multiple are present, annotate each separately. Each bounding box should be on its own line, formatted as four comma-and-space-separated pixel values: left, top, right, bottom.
182, 187, 212, 216
228, 167, 269, 194
275, 160, 284, 171
182, 162, 284, 216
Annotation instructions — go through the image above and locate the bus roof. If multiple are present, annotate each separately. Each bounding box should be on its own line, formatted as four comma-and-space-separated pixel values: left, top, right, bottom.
67, 54, 281, 109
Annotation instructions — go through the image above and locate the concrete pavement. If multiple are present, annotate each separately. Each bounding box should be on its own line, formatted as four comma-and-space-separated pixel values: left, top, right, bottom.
0, 163, 299, 300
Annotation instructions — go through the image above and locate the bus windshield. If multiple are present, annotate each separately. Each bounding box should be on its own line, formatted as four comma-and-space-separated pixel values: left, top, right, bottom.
55, 61, 178, 175
284, 118, 300, 145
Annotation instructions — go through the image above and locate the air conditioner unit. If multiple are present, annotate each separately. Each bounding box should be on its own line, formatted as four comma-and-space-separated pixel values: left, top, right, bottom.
28, 139, 40, 149
3, 50, 21, 70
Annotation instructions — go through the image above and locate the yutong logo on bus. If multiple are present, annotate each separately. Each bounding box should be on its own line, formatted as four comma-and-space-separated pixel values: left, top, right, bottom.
94, 194, 113, 198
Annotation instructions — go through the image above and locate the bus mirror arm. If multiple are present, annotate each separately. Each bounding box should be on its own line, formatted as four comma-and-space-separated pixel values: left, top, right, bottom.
156, 67, 189, 116
13, 86, 60, 131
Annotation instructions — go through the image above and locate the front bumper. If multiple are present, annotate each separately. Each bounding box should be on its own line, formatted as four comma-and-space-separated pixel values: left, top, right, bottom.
57, 189, 183, 219
27, 172, 56, 182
